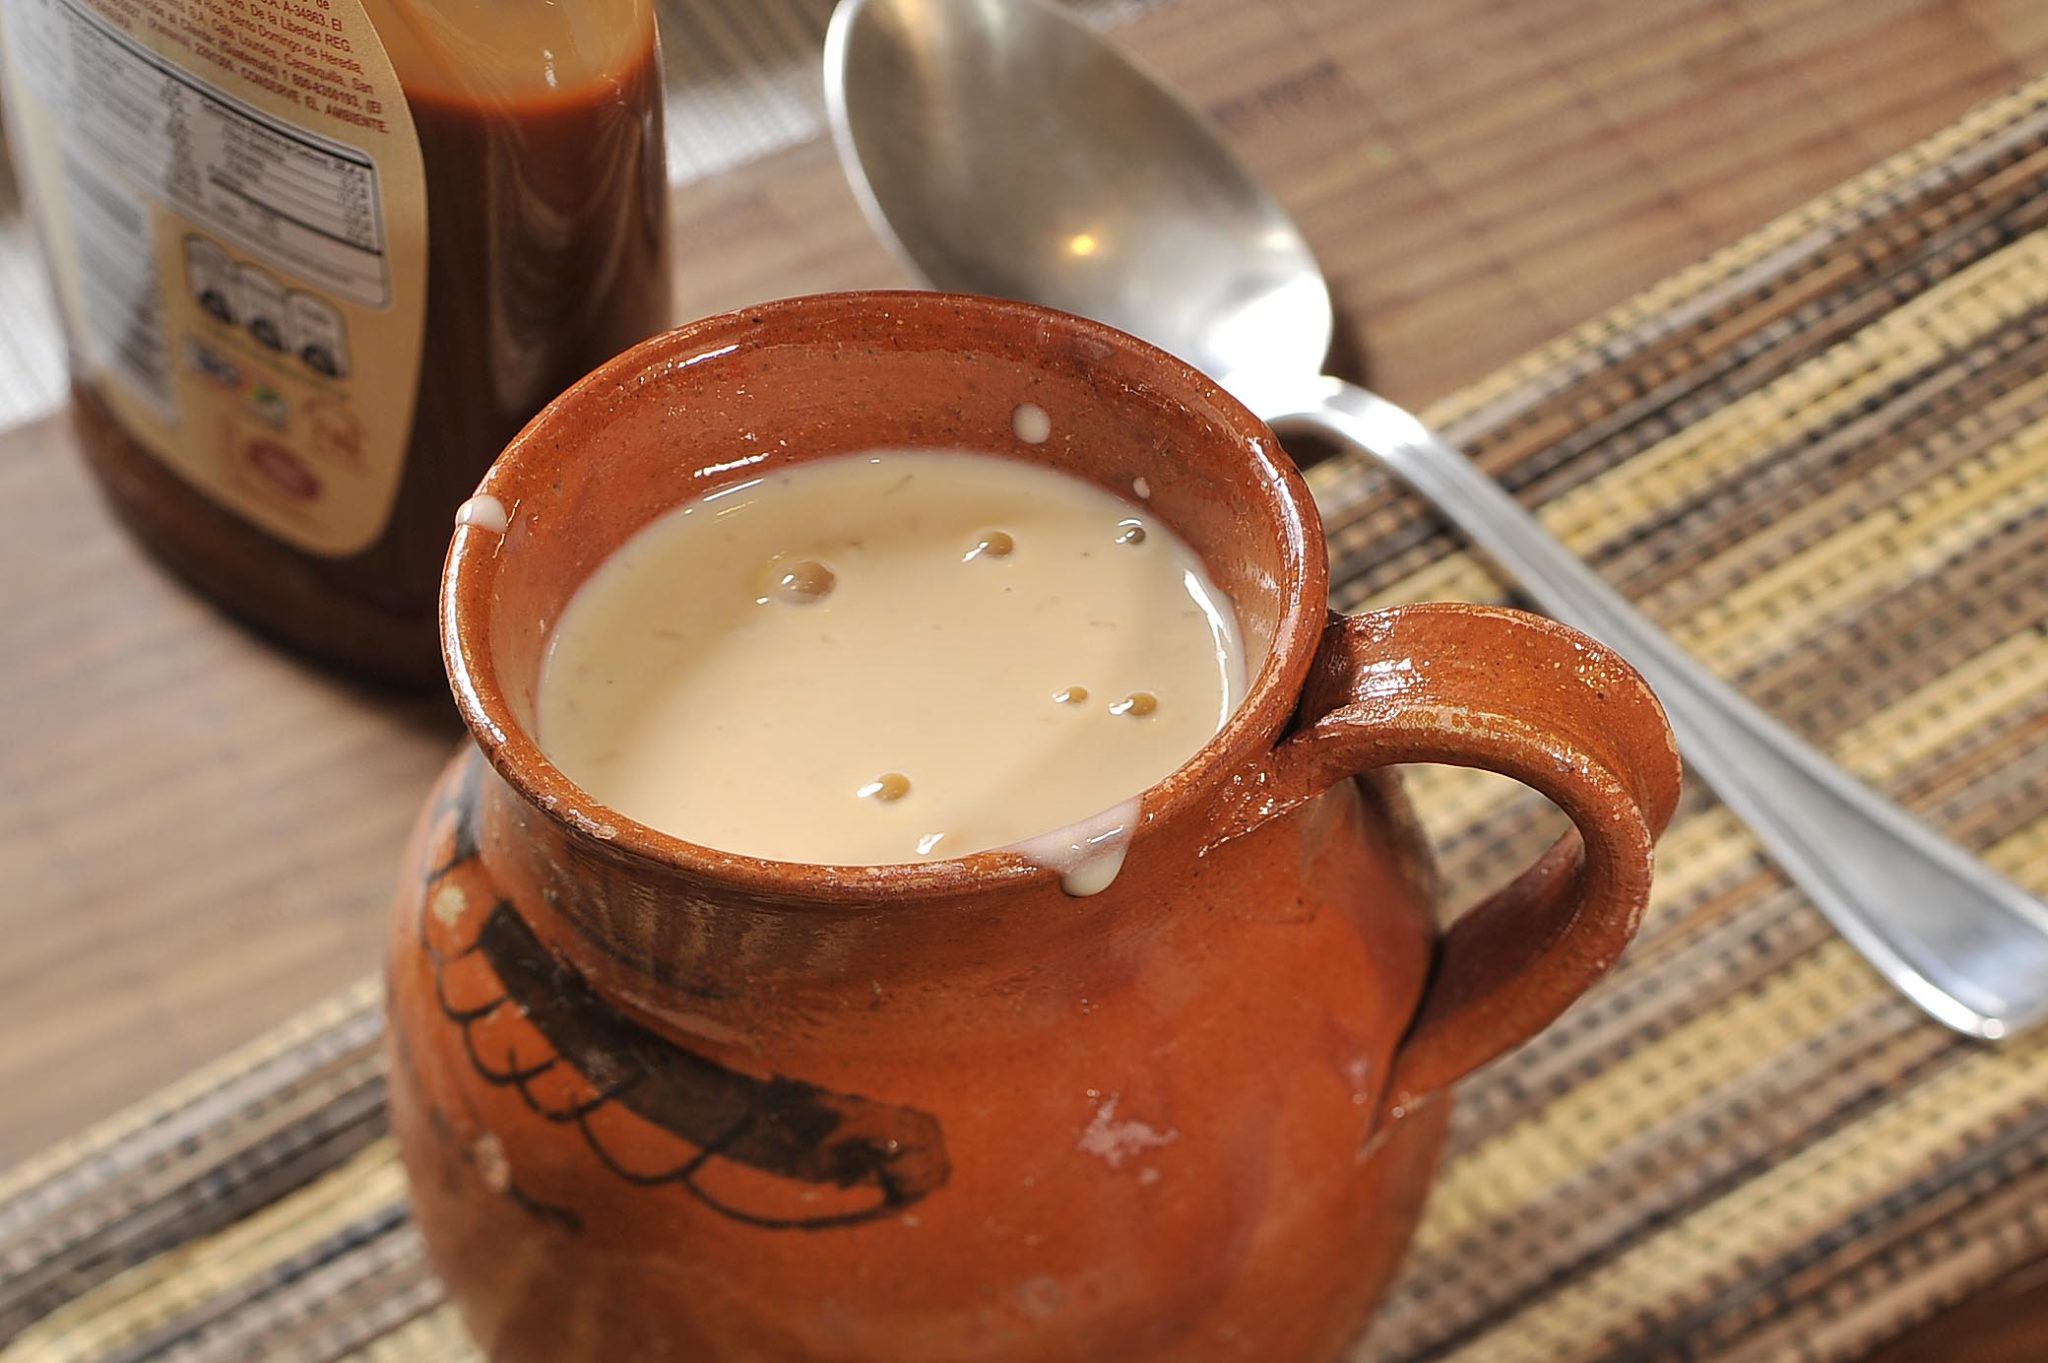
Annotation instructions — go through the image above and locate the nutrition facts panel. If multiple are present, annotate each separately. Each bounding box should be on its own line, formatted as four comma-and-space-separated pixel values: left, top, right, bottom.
6, 0, 390, 305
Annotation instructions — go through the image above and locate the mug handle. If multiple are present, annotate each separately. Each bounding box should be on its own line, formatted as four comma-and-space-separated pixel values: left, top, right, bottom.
1223, 603, 1683, 1119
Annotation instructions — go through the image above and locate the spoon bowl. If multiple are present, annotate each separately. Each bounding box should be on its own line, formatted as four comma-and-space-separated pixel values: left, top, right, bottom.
825, 0, 1332, 390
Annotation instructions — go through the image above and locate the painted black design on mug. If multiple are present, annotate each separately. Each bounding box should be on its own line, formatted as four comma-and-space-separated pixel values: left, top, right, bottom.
421, 1084, 584, 1232
418, 758, 951, 1230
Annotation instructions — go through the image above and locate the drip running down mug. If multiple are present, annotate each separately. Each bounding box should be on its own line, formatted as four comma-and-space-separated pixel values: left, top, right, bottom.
386, 292, 1682, 1362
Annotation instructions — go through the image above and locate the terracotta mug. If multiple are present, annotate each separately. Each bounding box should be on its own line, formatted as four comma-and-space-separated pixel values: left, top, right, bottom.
386, 291, 1681, 1362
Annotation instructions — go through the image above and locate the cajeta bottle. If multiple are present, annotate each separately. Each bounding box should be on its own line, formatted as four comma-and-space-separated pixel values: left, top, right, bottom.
0, 0, 671, 684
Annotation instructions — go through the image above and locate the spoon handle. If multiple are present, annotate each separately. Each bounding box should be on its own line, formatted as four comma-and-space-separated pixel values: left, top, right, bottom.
1270, 374, 2048, 1039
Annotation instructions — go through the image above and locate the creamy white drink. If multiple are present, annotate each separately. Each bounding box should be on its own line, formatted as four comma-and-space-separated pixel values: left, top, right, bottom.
539, 450, 1244, 867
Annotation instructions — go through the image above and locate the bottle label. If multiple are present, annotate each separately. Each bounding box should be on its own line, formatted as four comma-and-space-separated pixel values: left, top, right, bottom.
0, 0, 427, 557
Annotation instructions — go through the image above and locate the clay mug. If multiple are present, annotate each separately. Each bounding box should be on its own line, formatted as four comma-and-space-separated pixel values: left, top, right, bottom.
386, 291, 1681, 1362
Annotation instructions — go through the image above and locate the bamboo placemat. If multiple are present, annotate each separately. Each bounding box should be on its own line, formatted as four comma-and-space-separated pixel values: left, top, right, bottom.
5, 71, 2048, 1363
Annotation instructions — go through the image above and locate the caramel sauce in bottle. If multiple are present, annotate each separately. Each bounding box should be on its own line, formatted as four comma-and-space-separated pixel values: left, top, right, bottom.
68, 0, 670, 685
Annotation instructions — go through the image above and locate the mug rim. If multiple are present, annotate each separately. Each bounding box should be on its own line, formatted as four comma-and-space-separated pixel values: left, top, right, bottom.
442, 290, 1330, 905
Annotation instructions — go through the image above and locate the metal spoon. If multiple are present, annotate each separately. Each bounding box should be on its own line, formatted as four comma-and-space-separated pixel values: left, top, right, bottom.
824, 0, 2048, 1039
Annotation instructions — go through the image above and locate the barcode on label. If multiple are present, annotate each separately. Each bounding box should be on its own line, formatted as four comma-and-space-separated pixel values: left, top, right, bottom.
61, 150, 172, 416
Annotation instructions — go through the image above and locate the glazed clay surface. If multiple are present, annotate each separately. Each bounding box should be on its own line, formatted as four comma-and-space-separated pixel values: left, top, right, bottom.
387, 293, 1680, 1362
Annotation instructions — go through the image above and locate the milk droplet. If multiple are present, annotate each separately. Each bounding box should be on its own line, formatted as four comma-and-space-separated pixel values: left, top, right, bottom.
1006, 798, 1140, 897
1131, 476, 1152, 500
1114, 518, 1147, 546
430, 884, 467, 928
1013, 402, 1052, 444
859, 772, 911, 802
1076, 1092, 1178, 1169
964, 530, 1016, 562
772, 559, 836, 603
471, 1133, 511, 1192
456, 494, 508, 533
1110, 691, 1158, 717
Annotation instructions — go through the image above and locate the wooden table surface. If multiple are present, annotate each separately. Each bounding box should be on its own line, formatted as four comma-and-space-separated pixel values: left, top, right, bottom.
5, 0, 2048, 1356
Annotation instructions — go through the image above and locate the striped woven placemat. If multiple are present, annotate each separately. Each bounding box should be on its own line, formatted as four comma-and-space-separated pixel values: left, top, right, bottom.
5, 72, 2048, 1363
